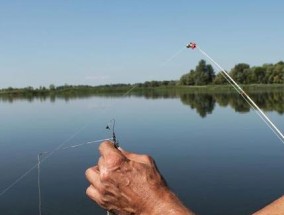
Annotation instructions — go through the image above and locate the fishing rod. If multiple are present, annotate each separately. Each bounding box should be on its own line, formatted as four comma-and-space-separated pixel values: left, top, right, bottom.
186, 42, 284, 144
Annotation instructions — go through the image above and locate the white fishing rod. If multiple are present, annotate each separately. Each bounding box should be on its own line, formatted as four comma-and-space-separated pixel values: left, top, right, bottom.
186, 42, 284, 144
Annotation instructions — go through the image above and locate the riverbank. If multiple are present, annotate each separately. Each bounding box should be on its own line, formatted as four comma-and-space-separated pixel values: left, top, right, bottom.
0, 84, 283, 98
165, 84, 284, 93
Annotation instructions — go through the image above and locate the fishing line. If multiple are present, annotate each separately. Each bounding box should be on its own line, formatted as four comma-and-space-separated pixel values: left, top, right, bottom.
36, 138, 111, 215
1, 46, 157, 215
122, 85, 139, 97
0, 123, 86, 197
0, 135, 109, 198
37, 153, 43, 215
62, 138, 113, 150
160, 46, 186, 67
37, 87, 136, 215
194, 44, 284, 144
37, 88, 136, 214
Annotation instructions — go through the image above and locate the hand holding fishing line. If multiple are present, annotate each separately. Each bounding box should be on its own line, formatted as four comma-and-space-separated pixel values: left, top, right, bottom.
1, 41, 283, 215
85, 141, 194, 215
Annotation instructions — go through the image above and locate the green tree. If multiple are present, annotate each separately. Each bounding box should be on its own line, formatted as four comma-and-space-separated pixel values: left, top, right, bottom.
49, 84, 56, 91
180, 60, 215, 86
213, 72, 227, 85
194, 60, 215, 85
229, 63, 250, 84
253, 67, 266, 83
180, 69, 195, 85
272, 62, 284, 83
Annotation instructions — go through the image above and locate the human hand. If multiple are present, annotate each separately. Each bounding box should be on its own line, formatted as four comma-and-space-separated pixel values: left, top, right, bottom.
85, 141, 194, 215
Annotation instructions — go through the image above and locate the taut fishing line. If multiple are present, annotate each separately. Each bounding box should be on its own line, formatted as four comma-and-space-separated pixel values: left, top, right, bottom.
36, 138, 112, 215
186, 42, 284, 144
160, 46, 187, 67
0, 136, 111, 197
0, 123, 89, 197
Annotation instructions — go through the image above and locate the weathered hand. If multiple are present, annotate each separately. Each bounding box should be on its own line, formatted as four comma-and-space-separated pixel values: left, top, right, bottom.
85, 141, 194, 215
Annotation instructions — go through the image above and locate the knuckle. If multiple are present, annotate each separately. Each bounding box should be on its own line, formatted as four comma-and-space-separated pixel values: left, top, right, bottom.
100, 187, 108, 196
99, 140, 112, 150
94, 183, 105, 195
142, 154, 154, 164
100, 170, 111, 182
85, 168, 92, 177
106, 155, 123, 167
86, 185, 108, 206
85, 166, 98, 178
85, 168, 94, 180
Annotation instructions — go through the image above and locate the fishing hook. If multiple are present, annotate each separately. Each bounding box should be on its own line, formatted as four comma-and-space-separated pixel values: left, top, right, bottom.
106, 119, 119, 148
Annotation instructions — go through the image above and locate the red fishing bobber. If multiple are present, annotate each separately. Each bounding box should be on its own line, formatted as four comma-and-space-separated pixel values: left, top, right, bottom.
186, 42, 197, 49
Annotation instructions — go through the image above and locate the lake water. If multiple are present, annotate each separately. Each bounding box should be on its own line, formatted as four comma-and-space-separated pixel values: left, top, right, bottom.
0, 90, 284, 215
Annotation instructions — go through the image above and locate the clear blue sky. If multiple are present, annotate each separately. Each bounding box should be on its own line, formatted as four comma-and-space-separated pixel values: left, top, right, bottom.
0, 0, 283, 88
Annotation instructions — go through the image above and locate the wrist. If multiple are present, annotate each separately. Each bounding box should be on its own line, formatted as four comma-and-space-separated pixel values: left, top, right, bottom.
140, 188, 194, 215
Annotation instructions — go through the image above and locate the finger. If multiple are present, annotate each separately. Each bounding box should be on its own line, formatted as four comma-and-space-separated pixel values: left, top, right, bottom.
85, 166, 100, 185
99, 141, 126, 170
86, 184, 101, 202
119, 147, 153, 165
98, 152, 125, 174
86, 185, 115, 211
99, 141, 124, 159
97, 156, 105, 172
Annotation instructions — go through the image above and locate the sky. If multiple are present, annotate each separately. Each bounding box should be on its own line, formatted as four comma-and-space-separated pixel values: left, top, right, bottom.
0, 0, 283, 88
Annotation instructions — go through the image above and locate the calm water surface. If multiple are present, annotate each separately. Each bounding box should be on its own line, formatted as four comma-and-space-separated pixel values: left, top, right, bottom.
0, 91, 284, 215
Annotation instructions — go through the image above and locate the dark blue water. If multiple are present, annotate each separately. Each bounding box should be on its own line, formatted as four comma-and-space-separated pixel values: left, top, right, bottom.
0, 92, 284, 215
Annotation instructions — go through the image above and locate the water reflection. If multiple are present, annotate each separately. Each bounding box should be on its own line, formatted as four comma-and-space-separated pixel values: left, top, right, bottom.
180, 93, 215, 117
1, 90, 283, 116
0, 89, 284, 215
184, 92, 284, 116
140, 91, 284, 116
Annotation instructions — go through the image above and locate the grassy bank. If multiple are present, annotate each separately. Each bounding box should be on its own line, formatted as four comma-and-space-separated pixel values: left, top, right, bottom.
0, 84, 283, 98
143, 84, 284, 94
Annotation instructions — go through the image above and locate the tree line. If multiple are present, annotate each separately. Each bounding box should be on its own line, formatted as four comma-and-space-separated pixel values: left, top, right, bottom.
0, 59, 283, 97
2, 87, 283, 116
180, 60, 284, 85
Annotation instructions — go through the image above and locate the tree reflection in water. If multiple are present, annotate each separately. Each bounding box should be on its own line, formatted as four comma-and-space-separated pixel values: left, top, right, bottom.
1, 90, 283, 117
180, 91, 284, 117
140, 90, 284, 117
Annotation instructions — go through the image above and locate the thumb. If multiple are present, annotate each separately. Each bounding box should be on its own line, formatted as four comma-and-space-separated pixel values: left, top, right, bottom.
119, 147, 153, 165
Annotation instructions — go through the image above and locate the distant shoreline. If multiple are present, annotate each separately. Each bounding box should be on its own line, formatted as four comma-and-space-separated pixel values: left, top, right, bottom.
0, 84, 283, 97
